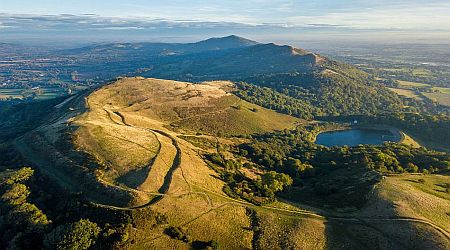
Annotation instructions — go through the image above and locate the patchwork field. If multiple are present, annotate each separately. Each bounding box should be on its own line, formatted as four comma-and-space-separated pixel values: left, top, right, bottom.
388, 81, 450, 107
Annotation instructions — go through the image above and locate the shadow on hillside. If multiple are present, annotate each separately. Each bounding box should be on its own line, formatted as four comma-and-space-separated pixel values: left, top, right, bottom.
116, 165, 152, 189
322, 194, 450, 249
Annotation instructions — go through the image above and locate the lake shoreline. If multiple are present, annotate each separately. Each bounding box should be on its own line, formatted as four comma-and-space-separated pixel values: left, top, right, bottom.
314, 125, 404, 147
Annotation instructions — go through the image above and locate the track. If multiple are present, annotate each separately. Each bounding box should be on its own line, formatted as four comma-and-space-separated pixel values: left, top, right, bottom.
15, 95, 450, 244
112, 111, 187, 206
108, 110, 450, 242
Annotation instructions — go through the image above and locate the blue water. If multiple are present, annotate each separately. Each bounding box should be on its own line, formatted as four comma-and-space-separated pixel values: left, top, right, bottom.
315, 129, 396, 147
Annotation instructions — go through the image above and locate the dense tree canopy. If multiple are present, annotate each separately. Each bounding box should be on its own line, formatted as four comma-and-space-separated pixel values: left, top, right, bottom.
44, 219, 101, 250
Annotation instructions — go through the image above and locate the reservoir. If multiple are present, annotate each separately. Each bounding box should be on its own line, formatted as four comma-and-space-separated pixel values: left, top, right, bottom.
315, 129, 398, 147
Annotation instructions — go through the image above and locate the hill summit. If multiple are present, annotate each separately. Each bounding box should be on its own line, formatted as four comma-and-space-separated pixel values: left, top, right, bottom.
190, 35, 259, 50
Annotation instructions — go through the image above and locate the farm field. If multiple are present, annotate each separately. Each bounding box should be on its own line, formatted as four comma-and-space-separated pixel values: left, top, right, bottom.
397, 80, 430, 88
0, 87, 67, 100
422, 92, 450, 106
422, 87, 450, 106
388, 82, 450, 107
432, 87, 450, 94
0, 89, 24, 99
387, 87, 423, 100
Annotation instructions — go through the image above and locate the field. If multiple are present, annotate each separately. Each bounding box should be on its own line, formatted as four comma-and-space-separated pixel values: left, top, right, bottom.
423, 87, 450, 106
432, 87, 450, 94
422, 92, 450, 106
397, 80, 430, 88
387, 87, 423, 100
0, 89, 24, 99
411, 68, 433, 77
388, 82, 450, 107
0, 87, 67, 100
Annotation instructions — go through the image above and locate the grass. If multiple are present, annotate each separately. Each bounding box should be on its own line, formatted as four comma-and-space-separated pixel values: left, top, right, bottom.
252, 209, 326, 249
184, 205, 253, 249
432, 87, 450, 94
397, 80, 430, 88
73, 83, 161, 186
132, 196, 253, 249
387, 88, 423, 100
177, 135, 217, 151
137, 132, 176, 192
175, 97, 301, 136
371, 174, 450, 231
422, 92, 450, 106
412, 68, 433, 77
400, 132, 421, 148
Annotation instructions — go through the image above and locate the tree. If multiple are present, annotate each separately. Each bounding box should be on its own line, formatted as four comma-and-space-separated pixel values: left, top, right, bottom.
44, 219, 101, 250
406, 163, 419, 173
259, 171, 293, 197
4, 167, 34, 185
1, 183, 30, 205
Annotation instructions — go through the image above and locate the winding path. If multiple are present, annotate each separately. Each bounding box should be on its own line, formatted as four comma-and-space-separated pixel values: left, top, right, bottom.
108, 110, 450, 243
14, 95, 450, 245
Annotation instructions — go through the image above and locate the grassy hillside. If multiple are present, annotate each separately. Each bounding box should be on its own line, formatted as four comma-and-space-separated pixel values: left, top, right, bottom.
66, 77, 301, 202
78, 77, 301, 135
365, 174, 450, 231
3, 77, 449, 249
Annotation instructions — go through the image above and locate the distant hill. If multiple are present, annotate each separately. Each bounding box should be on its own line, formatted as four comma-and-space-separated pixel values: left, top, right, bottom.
60, 35, 258, 56
56, 35, 403, 118
147, 43, 319, 79
184, 35, 259, 52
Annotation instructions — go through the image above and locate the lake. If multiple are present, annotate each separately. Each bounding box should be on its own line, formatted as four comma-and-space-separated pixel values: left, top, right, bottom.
315, 129, 398, 147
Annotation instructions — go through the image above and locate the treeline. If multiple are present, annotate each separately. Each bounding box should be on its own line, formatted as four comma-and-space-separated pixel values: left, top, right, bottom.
234, 127, 450, 207
0, 167, 102, 249
240, 127, 450, 179
0, 167, 168, 249
234, 67, 403, 120
234, 82, 317, 119
338, 113, 450, 149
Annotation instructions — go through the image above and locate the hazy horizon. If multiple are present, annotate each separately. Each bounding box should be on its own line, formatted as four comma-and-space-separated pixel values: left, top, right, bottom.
1, 0, 450, 46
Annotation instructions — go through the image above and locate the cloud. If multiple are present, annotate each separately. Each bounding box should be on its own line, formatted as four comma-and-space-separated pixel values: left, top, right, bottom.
0, 10, 449, 45
0, 13, 260, 31
307, 23, 345, 28
286, 2, 450, 31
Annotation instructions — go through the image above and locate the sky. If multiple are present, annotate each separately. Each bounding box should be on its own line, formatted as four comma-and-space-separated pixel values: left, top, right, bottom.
1, 0, 450, 45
